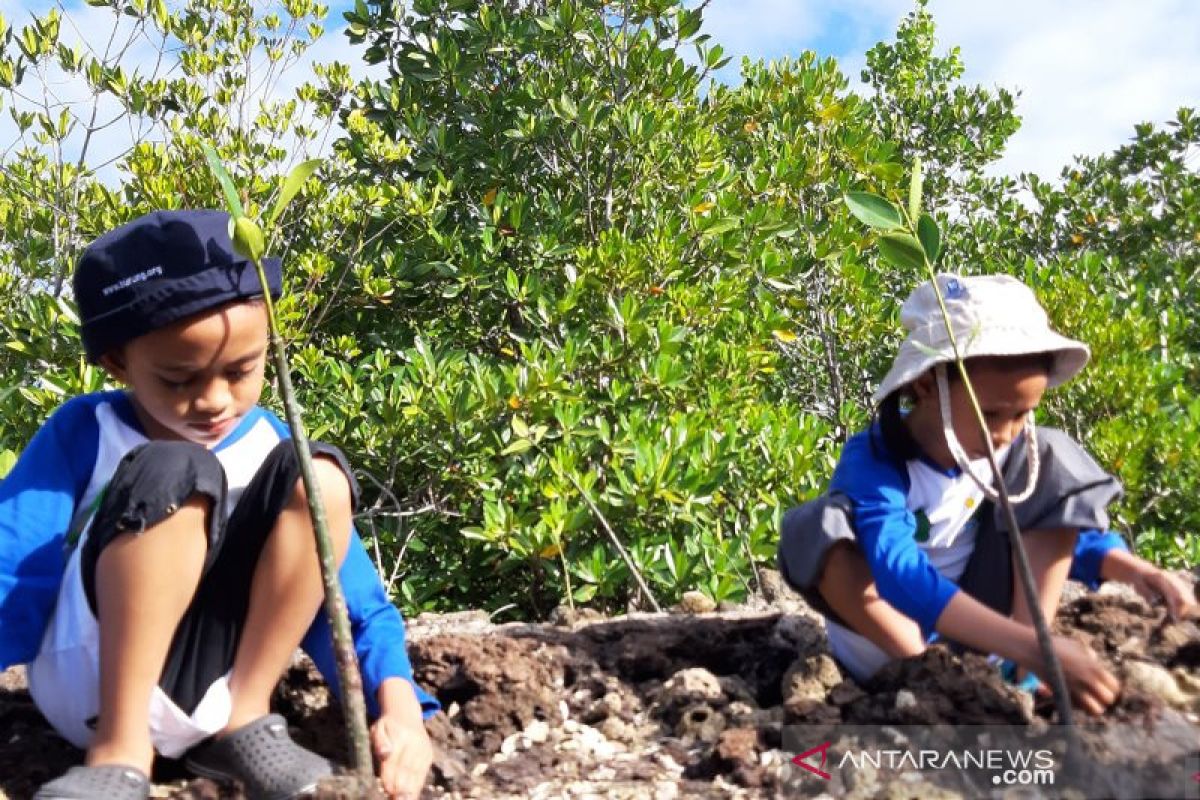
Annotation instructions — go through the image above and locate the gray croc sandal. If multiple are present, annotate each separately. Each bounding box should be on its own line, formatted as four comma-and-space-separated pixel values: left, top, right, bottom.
33, 764, 150, 800
184, 713, 332, 800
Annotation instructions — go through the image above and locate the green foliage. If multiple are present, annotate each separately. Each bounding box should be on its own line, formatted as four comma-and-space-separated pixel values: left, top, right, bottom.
310, 0, 881, 613
860, 0, 1020, 207
951, 107, 1200, 569
0, 0, 1194, 624
1026, 251, 1198, 568
0, 0, 354, 444
269, 159, 322, 228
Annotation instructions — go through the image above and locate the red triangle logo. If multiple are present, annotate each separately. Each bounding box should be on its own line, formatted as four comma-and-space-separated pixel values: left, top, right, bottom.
791, 741, 832, 780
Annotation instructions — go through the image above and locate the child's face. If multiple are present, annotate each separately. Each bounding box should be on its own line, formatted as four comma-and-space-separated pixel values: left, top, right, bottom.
101, 301, 269, 446
911, 358, 1049, 467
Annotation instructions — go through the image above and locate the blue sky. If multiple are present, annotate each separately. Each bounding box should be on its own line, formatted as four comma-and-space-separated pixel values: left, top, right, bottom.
696, 0, 1200, 177
2, 0, 1197, 180
296, 0, 1200, 178
699, 0, 894, 76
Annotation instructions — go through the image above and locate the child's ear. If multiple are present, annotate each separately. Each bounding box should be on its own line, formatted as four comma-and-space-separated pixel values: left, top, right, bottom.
910, 371, 935, 402
98, 349, 130, 384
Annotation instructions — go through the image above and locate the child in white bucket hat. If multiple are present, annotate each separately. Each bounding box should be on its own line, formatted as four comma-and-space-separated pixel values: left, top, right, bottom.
778, 273, 1194, 714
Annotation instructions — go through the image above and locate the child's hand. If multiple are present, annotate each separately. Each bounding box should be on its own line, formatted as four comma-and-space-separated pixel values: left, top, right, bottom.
371, 712, 433, 800
373, 677, 433, 799
1127, 566, 1197, 621
1043, 635, 1120, 716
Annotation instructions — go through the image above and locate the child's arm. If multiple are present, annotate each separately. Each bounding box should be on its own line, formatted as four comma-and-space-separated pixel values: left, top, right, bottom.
300, 536, 440, 718
937, 591, 1120, 715
371, 676, 434, 799
1067, 529, 1127, 589
828, 432, 1120, 712
1069, 529, 1196, 620
0, 396, 99, 669
1100, 547, 1197, 621
829, 431, 961, 635
300, 534, 438, 795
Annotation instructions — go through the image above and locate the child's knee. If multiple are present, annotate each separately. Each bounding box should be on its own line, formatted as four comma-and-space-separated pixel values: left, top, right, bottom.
816, 542, 900, 616
84, 442, 220, 596
294, 456, 354, 536
820, 541, 868, 587
1023, 527, 1078, 558
314, 456, 353, 515
95, 495, 211, 564
101, 440, 223, 532
84, 492, 212, 613
780, 499, 852, 587
811, 541, 875, 614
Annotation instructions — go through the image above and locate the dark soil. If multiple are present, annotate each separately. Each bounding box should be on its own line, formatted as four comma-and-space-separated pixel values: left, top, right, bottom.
1, 584, 1197, 799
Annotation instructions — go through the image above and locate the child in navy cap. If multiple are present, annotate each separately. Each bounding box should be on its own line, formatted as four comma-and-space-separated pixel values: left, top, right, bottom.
0, 210, 438, 799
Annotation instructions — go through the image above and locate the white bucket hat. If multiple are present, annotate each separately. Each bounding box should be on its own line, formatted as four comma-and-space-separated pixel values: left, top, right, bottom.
872, 273, 1090, 405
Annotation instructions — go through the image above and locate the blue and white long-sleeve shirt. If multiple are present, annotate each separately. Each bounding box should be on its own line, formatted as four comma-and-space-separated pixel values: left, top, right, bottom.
829, 426, 1126, 635
0, 390, 439, 720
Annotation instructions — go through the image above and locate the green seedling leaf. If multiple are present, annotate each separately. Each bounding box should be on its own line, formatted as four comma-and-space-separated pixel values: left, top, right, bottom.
201, 143, 244, 219
232, 216, 266, 262
917, 213, 941, 263
844, 192, 902, 230
268, 159, 322, 227
877, 232, 927, 272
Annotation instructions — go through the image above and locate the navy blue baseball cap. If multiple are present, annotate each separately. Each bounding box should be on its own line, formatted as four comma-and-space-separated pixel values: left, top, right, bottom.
74, 209, 282, 362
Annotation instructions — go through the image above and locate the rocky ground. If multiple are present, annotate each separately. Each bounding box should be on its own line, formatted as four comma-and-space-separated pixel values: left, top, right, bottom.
1, 575, 1198, 799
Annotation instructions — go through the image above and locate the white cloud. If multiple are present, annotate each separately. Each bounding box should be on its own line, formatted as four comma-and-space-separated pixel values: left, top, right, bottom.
4, 1, 1196, 183
697, 0, 1200, 179
927, 0, 1200, 178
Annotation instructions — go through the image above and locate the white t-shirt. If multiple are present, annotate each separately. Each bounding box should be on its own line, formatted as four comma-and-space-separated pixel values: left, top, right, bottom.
827, 450, 1003, 681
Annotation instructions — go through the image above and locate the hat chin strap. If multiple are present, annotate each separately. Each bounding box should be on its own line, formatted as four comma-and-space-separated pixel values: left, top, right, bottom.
935, 364, 1040, 504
